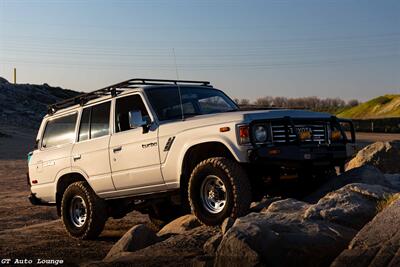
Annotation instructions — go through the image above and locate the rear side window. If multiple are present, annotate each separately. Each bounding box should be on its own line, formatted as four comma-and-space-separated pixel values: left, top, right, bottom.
78, 102, 111, 141
42, 113, 77, 148
78, 108, 90, 141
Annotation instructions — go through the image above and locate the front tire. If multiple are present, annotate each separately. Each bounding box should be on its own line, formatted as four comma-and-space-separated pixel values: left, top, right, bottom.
188, 157, 251, 226
61, 181, 107, 240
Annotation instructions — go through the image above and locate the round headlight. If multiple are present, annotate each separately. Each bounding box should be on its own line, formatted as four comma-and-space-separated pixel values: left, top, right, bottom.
254, 126, 267, 142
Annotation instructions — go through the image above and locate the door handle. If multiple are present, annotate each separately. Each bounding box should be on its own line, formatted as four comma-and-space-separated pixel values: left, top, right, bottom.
113, 146, 122, 153
72, 154, 81, 161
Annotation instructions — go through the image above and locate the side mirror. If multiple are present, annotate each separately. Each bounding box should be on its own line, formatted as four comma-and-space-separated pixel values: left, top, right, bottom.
128, 110, 151, 133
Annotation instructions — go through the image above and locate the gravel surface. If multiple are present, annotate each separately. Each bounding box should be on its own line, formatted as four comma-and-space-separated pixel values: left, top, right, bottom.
0, 160, 151, 266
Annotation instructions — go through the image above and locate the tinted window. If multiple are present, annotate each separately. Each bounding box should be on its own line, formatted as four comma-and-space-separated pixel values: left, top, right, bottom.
90, 102, 110, 139
42, 113, 77, 148
78, 108, 90, 141
115, 95, 149, 133
199, 96, 233, 113
146, 87, 238, 121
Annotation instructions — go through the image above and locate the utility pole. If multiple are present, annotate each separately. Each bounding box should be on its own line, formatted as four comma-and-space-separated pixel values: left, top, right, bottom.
13, 68, 16, 84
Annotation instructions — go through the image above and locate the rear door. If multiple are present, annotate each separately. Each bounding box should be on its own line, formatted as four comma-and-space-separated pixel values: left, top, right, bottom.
109, 93, 164, 193
31, 112, 77, 186
71, 101, 115, 193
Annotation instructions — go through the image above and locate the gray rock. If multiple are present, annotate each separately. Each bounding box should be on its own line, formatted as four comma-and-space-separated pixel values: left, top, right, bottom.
346, 141, 400, 174
263, 198, 310, 214
192, 255, 214, 267
104, 224, 159, 261
332, 197, 400, 267
101, 226, 217, 267
203, 233, 223, 255
305, 165, 392, 203
384, 173, 400, 191
215, 198, 357, 267
157, 214, 201, 236
304, 183, 395, 229
221, 217, 235, 235
250, 197, 281, 212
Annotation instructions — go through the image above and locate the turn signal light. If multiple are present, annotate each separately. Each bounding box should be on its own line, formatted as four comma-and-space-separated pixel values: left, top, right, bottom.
239, 125, 250, 144
220, 127, 230, 132
268, 148, 280, 156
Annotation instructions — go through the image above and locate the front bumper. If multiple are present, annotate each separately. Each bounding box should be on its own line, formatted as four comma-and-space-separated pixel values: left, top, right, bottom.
249, 144, 352, 167
247, 116, 356, 167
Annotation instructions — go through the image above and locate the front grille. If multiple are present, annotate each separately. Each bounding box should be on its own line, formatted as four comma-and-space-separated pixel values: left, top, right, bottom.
271, 122, 327, 144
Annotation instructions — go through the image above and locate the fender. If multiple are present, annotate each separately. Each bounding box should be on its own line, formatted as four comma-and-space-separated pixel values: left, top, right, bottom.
160, 126, 249, 184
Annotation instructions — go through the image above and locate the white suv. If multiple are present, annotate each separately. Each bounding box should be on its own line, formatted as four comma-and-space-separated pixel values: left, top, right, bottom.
27, 78, 355, 239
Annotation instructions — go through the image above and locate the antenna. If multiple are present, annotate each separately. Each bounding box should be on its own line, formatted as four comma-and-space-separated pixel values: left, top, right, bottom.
173, 48, 185, 121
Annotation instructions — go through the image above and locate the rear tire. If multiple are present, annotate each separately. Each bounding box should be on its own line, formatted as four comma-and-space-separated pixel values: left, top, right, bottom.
188, 157, 251, 226
61, 181, 107, 240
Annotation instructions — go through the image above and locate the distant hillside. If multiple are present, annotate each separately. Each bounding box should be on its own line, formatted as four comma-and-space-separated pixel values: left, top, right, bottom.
337, 94, 400, 119
0, 77, 80, 128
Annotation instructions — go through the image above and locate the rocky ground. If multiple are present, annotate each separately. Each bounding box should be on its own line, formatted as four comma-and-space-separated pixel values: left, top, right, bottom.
0, 160, 153, 267
1, 141, 398, 266
84, 141, 400, 267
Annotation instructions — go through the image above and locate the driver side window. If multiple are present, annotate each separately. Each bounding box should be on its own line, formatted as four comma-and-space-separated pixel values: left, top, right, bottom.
115, 94, 150, 133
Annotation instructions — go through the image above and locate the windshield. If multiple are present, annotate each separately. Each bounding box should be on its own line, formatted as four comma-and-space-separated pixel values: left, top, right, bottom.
146, 86, 239, 121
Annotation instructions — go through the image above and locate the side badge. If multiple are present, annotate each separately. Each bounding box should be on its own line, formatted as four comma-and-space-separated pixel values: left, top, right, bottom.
164, 136, 176, 152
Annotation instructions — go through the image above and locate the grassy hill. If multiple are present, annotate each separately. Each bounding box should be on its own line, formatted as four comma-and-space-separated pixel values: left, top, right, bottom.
337, 94, 400, 119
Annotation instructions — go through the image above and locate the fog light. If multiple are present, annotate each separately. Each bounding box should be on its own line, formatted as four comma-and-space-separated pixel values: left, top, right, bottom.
299, 131, 311, 141
331, 130, 342, 141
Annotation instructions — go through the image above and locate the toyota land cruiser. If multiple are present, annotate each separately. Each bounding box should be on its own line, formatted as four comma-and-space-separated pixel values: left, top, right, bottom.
27, 78, 355, 239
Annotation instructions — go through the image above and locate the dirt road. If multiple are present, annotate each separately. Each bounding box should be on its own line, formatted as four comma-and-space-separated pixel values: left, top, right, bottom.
0, 160, 151, 266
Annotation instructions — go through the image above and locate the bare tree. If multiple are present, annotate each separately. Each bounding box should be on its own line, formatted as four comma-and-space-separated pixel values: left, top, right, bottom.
347, 99, 359, 107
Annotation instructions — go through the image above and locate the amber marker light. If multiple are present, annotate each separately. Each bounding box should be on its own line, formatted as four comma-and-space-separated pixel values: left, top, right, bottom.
220, 127, 230, 132
268, 148, 280, 156
299, 131, 312, 141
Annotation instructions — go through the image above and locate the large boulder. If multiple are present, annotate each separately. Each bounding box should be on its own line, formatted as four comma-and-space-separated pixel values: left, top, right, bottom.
304, 183, 396, 229
98, 226, 218, 267
157, 214, 202, 237
347, 141, 400, 174
304, 165, 393, 203
384, 173, 400, 190
215, 200, 356, 267
331, 196, 400, 267
215, 183, 395, 267
104, 224, 160, 262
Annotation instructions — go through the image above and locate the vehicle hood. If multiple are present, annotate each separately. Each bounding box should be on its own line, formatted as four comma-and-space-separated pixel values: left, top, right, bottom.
158, 109, 333, 138
183, 109, 332, 124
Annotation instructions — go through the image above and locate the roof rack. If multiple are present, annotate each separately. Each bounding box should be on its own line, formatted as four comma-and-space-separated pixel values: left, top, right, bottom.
47, 78, 211, 115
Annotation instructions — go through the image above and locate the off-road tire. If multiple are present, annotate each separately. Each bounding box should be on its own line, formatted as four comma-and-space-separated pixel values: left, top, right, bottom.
188, 157, 251, 226
61, 181, 107, 240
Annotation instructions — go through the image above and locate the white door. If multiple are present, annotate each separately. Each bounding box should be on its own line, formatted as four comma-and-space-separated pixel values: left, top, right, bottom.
109, 94, 163, 192
71, 101, 115, 193
30, 112, 78, 201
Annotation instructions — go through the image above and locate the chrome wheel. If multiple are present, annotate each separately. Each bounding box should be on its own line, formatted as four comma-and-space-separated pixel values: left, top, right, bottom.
69, 196, 87, 228
200, 175, 227, 214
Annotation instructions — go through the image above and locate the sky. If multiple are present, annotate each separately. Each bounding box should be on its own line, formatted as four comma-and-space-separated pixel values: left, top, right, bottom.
0, 0, 399, 101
